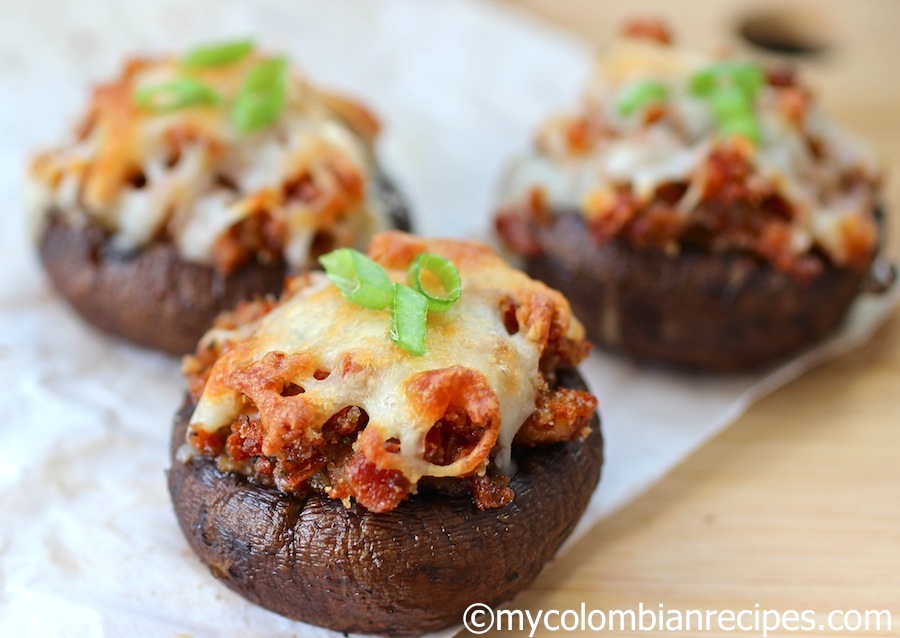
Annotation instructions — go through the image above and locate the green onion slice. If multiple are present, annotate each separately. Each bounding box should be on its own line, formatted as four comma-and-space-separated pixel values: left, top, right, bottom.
689, 69, 717, 97
689, 60, 765, 146
233, 57, 288, 133
319, 248, 394, 310
616, 80, 669, 116
709, 85, 752, 120
727, 61, 765, 99
133, 78, 222, 113
390, 283, 428, 356
709, 85, 761, 143
720, 116, 761, 144
406, 253, 462, 313
182, 38, 254, 68
690, 60, 765, 100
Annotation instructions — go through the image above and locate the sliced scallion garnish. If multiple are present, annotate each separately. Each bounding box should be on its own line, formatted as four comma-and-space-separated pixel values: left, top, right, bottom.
689, 60, 765, 145
133, 78, 222, 113
233, 56, 288, 133
616, 80, 670, 117
709, 84, 751, 119
690, 60, 765, 100
720, 116, 761, 144
709, 85, 760, 144
390, 283, 429, 356
319, 248, 395, 310
406, 252, 462, 313
182, 38, 255, 68
319, 247, 463, 356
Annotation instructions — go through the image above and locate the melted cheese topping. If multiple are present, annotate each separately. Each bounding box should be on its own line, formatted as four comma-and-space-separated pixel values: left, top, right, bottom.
188, 232, 587, 483
499, 38, 881, 266
29, 53, 391, 271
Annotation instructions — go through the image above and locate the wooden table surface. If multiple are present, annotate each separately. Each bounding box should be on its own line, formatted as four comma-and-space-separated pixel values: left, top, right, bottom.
467, 1, 900, 636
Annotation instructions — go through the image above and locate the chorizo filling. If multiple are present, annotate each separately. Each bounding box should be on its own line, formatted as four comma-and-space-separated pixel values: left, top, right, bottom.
182, 232, 597, 512
496, 19, 881, 282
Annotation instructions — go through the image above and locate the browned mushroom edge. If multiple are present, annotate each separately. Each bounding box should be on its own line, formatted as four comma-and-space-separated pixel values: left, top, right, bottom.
168, 367, 603, 636
507, 210, 887, 371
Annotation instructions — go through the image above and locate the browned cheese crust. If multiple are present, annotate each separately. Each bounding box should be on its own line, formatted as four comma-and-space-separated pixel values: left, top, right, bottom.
168, 367, 602, 635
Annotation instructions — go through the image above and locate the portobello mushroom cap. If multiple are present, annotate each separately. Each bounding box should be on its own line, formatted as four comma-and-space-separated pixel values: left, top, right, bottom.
520, 211, 876, 371
168, 367, 603, 636
38, 175, 411, 356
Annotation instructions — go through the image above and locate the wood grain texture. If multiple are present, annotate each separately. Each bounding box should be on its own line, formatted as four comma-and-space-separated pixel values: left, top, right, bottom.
465, 1, 900, 635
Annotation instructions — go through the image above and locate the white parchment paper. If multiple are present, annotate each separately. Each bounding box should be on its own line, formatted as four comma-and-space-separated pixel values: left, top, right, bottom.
0, 1, 896, 636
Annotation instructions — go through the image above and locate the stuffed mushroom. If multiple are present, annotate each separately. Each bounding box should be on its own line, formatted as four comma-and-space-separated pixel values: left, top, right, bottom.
29, 39, 409, 355
168, 231, 602, 635
495, 20, 891, 370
